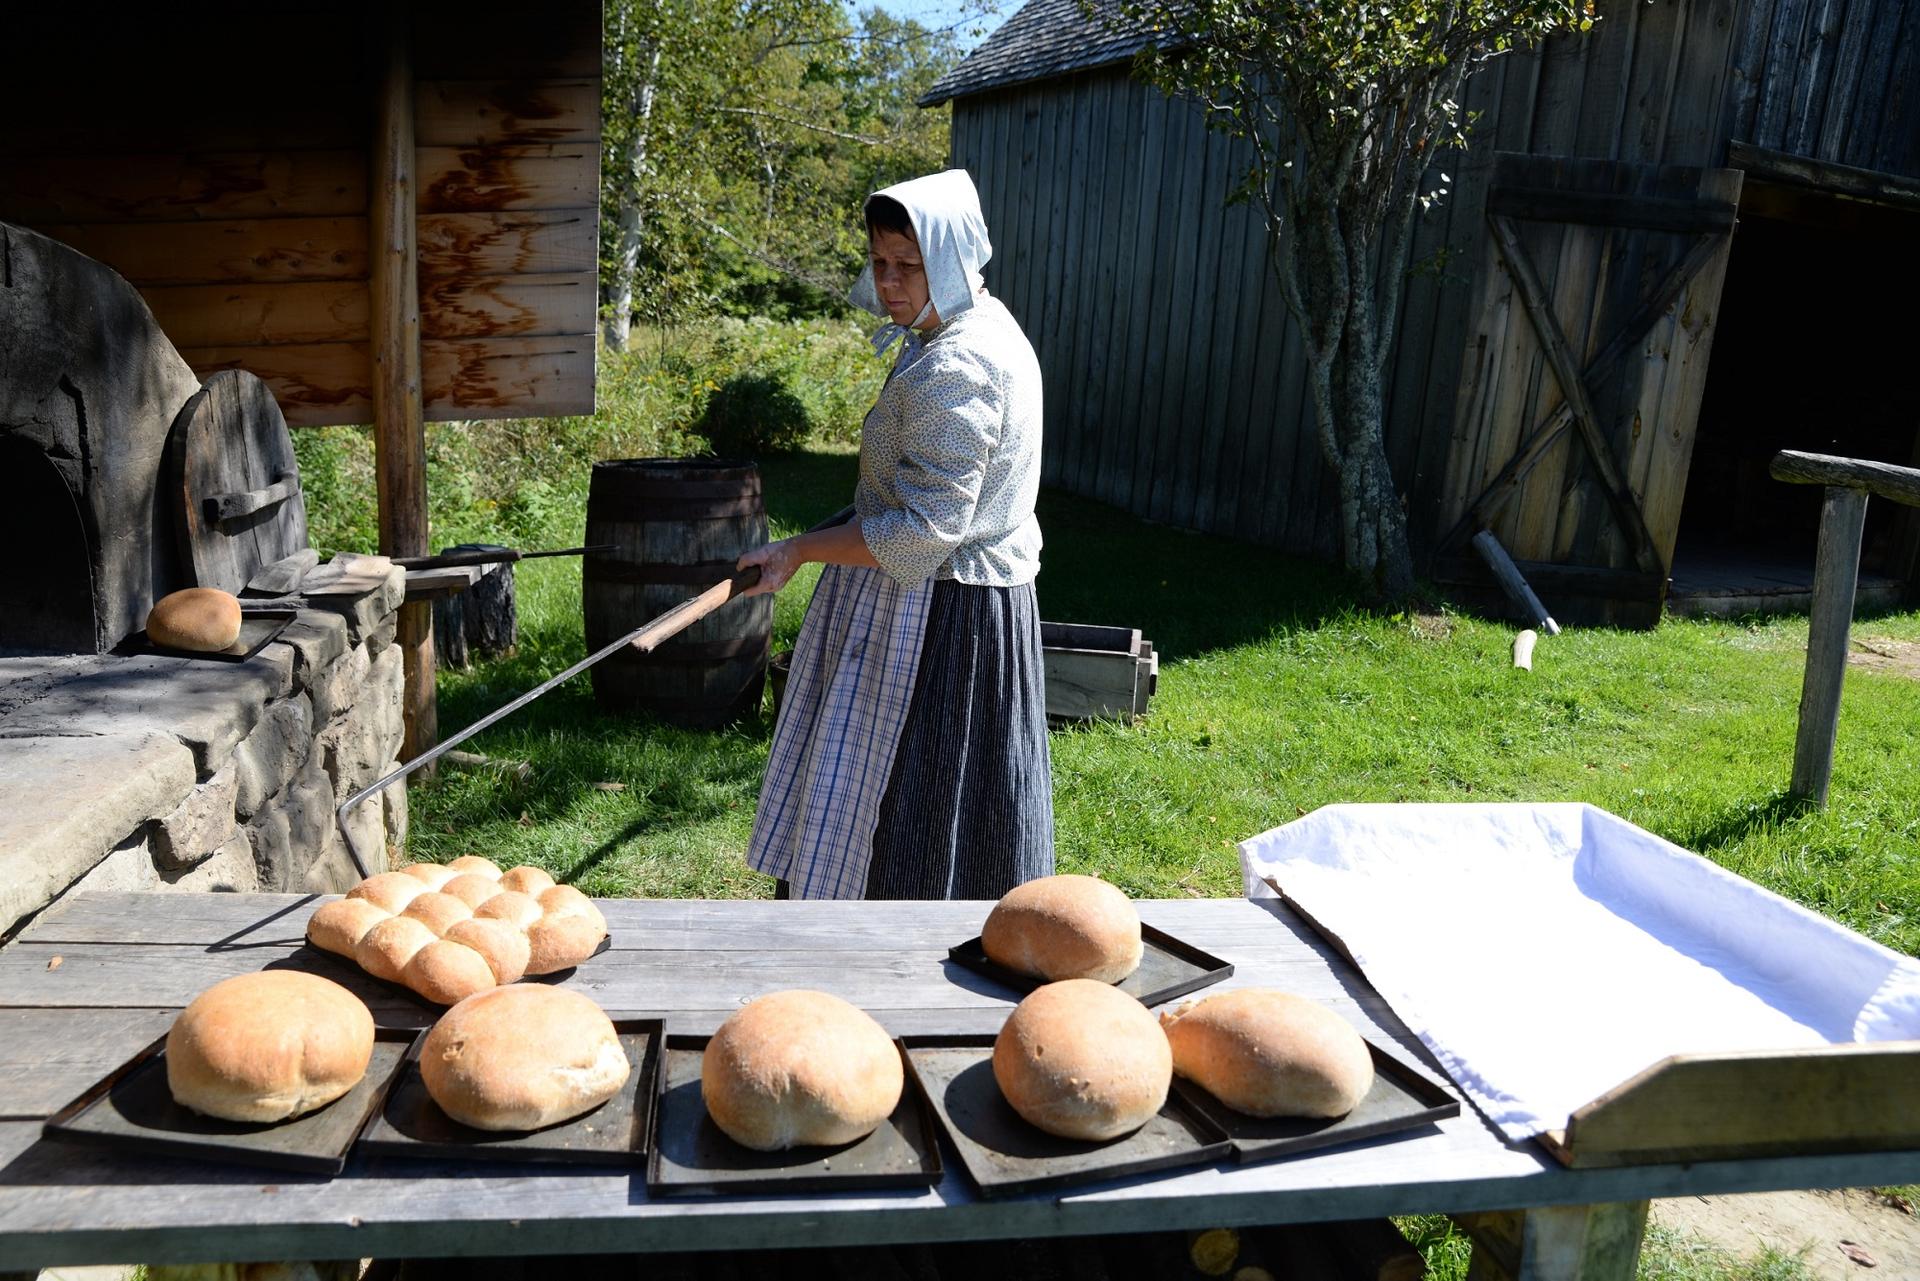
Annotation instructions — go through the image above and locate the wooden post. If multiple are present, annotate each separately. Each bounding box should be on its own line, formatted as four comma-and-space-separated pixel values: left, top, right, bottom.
1459, 1202, 1647, 1281
1472, 530, 1562, 635
370, 5, 435, 761
1790, 485, 1869, 806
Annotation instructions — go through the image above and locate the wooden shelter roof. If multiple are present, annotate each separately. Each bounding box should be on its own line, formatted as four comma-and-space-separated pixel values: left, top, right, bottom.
920, 0, 1153, 105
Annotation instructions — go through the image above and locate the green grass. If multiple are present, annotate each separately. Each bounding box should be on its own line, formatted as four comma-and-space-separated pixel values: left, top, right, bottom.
407, 447, 1920, 961
1394, 1217, 1820, 1281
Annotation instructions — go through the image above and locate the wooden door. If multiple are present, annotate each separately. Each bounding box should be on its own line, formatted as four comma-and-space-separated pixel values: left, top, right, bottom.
1435, 153, 1744, 626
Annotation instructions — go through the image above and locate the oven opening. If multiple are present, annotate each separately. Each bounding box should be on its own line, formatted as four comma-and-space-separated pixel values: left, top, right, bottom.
0, 434, 97, 655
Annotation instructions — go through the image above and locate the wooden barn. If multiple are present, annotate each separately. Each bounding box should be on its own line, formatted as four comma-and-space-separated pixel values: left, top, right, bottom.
1, 1, 602, 749
924, 0, 1920, 623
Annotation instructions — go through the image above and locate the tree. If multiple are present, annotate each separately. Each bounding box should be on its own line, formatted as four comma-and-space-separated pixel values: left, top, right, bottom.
1098, 0, 1592, 601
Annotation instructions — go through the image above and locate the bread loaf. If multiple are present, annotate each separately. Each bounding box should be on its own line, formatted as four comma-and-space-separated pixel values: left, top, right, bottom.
166, 972, 374, 1122
420, 986, 629, 1131
1160, 990, 1374, 1118
981, 874, 1143, 984
307, 862, 608, 1004
702, 990, 903, 1151
992, 979, 1170, 1141
147, 587, 242, 652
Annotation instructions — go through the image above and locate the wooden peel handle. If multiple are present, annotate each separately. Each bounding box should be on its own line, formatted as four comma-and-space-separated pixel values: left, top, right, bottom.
628, 567, 762, 654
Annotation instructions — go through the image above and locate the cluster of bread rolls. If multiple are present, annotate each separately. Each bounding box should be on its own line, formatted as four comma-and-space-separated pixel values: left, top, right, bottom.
305, 856, 607, 1005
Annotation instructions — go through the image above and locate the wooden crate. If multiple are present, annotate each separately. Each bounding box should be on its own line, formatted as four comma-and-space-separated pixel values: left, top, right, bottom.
1042, 621, 1158, 723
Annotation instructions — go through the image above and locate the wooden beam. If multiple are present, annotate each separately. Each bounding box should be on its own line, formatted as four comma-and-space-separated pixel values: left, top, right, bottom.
371, 5, 436, 763
1771, 450, 1920, 508
1487, 214, 1665, 578
1790, 485, 1868, 807
1727, 140, 1920, 211
1487, 186, 1737, 234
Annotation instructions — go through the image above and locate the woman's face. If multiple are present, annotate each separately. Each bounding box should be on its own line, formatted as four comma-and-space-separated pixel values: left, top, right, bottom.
869, 228, 937, 329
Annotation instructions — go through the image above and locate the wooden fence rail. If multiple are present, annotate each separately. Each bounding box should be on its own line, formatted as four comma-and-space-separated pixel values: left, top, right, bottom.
1768, 450, 1920, 806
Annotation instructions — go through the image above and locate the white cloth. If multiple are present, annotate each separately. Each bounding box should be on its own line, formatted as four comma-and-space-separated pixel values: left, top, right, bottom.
850, 168, 992, 342
745, 564, 933, 899
1238, 802, 1920, 1142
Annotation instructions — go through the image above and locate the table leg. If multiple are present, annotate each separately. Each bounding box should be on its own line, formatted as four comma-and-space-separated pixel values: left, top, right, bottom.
1458, 1201, 1648, 1281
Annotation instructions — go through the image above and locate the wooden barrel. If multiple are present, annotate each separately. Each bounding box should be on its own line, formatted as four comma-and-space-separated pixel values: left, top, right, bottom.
583, 459, 772, 727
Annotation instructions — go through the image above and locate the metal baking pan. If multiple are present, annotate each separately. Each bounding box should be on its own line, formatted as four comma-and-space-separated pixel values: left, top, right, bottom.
356, 1018, 659, 1165
1171, 1039, 1460, 1166
948, 924, 1234, 1008
647, 1033, 943, 1195
304, 933, 612, 1007
901, 1034, 1231, 1198
42, 1026, 412, 1176
128, 609, 298, 662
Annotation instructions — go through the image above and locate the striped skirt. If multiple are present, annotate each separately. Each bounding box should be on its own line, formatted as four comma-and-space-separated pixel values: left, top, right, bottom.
864, 579, 1054, 899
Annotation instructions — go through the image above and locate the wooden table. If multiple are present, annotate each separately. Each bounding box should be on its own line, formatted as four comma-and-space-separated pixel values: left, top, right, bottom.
2, 894, 1915, 1278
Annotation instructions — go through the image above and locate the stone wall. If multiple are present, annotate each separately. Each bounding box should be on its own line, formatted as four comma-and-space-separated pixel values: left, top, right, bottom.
0, 556, 410, 939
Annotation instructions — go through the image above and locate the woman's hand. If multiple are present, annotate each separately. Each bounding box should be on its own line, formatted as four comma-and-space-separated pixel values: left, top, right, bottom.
737, 537, 805, 598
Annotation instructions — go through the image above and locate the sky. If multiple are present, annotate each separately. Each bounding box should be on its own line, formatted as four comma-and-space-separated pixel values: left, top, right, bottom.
843, 0, 1013, 52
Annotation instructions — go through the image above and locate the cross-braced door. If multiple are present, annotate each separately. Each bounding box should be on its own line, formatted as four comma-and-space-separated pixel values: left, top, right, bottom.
1436, 153, 1744, 626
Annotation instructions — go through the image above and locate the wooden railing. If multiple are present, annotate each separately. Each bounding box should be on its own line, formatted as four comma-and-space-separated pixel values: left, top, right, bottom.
1769, 450, 1920, 806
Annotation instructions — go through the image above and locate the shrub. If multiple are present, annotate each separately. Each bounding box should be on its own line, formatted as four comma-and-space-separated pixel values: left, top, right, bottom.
695, 371, 814, 459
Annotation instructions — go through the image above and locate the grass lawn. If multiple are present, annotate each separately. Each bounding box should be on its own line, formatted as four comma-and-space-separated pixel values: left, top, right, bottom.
411, 447, 1920, 961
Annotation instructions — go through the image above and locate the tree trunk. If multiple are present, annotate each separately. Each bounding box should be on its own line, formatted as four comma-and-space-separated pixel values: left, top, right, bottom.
601, 44, 663, 353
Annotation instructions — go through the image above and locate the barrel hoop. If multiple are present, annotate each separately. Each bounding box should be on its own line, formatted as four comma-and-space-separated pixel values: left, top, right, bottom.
586, 496, 764, 522
590, 475, 764, 502
613, 635, 768, 662
585, 558, 743, 585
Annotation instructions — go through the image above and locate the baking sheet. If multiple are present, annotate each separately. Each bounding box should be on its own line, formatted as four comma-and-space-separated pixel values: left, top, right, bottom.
1171, 1040, 1459, 1166
42, 1027, 411, 1175
902, 1035, 1230, 1198
1239, 802, 1920, 1141
356, 1019, 658, 1165
647, 1034, 942, 1195
128, 609, 297, 663
947, 924, 1234, 1007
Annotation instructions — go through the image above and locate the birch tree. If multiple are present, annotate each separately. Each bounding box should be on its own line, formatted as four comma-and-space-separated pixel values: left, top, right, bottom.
1101, 0, 1591, 601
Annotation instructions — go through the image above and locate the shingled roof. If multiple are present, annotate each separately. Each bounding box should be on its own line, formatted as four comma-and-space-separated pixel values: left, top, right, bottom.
920, 0, 1160, 106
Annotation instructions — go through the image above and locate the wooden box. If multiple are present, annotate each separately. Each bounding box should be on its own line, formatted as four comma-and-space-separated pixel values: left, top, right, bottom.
1040, 622, 1158, 723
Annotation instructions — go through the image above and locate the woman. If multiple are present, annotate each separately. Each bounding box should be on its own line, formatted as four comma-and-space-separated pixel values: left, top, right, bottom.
737, 169, 1052, 900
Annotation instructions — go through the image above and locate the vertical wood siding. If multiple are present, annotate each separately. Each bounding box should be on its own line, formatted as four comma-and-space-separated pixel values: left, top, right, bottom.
950, 0, 1908, 559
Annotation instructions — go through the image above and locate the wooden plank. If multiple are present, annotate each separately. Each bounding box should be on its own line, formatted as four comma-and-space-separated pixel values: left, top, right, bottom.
1815, 0, 1884, 161
1089, 75, 1141, 509
422, 335, 595, 420
1861, 0, 1920, 175
1076, 73, 1128, 502
1835, 0, 1907, 169
1723, 0, 1782, 146
1620, 0, 1690, 166
1790, 485, 1869, 805
1108, 84, 1169, 516
1571, 0, 1640, 160
1214, 166, 1276, 539
1461, 1202, 1648, 1281
410, 1, 602, 79
181, 341, 372, 428
1766, 453, 1920, 507
1147, 103, 1212, 523
1037, 78, 1083, 486
1171, 120, 1232, 531
1786, 0, 1850, 157
415, 79, 601, 146
417, 143, 599, 213
1055, 74, 1098, 494
33, 217, 368, 286
0, 1009, 173, 1119
1726, 139, 1920, 208
416, 208, 598, 281
0, 150, 364, 224
1043, 649, 1140, 722
143, 280, 370, 347
421, 272, 597, 339
1561, 1041, 1920, 1166
1663, 0, 1742, 166
1131, 97, 1196, 516
1010, 88, 1045, 336
1753, 0, 1816, 147
1485, 186, 1737, 233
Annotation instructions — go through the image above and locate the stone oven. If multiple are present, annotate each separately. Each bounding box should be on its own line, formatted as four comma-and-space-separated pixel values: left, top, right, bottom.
0, 224, 408, 939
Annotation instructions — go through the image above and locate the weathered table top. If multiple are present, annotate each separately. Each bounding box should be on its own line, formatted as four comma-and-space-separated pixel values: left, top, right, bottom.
2, 893, 1915, 1270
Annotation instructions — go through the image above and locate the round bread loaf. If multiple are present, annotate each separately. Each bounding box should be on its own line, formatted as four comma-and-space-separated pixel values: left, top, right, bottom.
993, 979, 1171, 1141
421, 986, 630, 1131
306, 898, 391, 958
701, 990, 903, 1151
1159, 990, 1374, 1118
981, 874, 1143, 984
166, 972, 374, 1122
147, 588, 242, 653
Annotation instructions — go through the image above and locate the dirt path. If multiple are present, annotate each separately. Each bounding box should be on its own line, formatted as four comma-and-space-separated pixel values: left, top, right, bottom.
1653, 1189, 1919, 1278
1850, 635, 1920, 680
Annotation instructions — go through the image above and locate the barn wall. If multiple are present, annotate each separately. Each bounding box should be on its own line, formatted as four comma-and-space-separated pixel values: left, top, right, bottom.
0, 2, 599, 427
949, 0, 1764, 559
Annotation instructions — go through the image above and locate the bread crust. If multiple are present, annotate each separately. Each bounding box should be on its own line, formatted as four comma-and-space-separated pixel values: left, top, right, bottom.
992, 979, 1170, 1141
1160, 990, 1374, 1118
348, 871, 427, 915
147, 588, 242, 652
306, 898, 390, 958
420, 986, 629, 1131
982, 874, 1143, 984
701, 990, 903, 1151
166, 972, 373, 1123
355, 914, 437, 983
